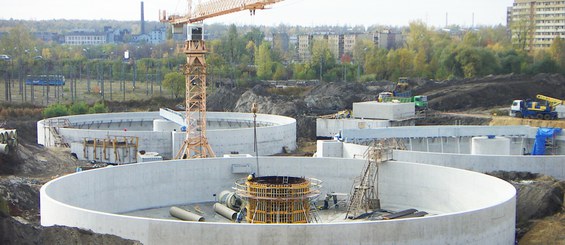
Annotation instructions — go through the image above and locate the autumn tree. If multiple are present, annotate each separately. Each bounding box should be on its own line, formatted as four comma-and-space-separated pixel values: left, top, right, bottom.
162, 72, 185, 98
255, 42, 273, 80
549, 36, 565, 69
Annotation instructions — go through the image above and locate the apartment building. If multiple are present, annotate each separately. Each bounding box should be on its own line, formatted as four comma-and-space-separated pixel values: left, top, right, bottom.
298, 34, 313, 62
297, 33, 358, 62
509, 0, 565, 49
373, 29, 403, 50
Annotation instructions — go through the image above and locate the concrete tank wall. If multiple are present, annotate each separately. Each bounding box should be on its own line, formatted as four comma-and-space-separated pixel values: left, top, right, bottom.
393, 150, 565, 180
38, 112, 296, 160
41, 157, 515, 245
316, 118, 390, 138
471, 136, 511, 155
341, 125, 537, 142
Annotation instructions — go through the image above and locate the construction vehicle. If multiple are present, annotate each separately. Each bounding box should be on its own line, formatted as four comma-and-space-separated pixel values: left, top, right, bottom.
510, 94, 561, 120
378, 77, 412, 102
536, 94, 564, 108
382, 95, 428, 111
160, 0, 284, 159
376, 77, 430, 111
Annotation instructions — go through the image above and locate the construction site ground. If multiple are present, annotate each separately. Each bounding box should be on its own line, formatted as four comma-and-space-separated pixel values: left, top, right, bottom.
1, 73, 565, 244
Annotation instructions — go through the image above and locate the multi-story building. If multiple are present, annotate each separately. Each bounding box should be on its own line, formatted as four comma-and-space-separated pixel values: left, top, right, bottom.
509, 0, 565, 50
343, 34, 357, 56
327, 34, 343, 60
297, 33, 358, 62
134, 28, 167, 44
65, 31, 107, 46
373, 29, 403, 50
298, 34, 313, 62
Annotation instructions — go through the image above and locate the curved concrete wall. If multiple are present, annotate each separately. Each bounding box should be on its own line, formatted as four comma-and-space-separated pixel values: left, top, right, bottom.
41, 157, 515, 244
330, 125, 565, 180
393, 150, 565, 180
37, 112, 296, 159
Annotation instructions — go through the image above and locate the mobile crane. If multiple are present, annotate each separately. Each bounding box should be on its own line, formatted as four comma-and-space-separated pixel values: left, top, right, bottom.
510, 94, 562, 120
160, 0, 284, 159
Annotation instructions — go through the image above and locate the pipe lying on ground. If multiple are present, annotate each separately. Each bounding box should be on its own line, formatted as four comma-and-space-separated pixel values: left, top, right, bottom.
213, 203, 238, 221
169, 206, 205, 222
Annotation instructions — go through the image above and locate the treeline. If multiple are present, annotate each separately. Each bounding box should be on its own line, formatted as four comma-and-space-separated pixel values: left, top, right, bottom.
195, 22, 565, 83
2, 22, 565, 88
356, 22, 565, 81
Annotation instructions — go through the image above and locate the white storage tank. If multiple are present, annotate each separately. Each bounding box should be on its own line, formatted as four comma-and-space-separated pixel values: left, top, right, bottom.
471, 136, 511, 155
153, 119, 181, 132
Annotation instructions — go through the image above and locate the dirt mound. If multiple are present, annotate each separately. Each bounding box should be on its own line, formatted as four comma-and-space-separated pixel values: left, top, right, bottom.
490, 116, 565, 128
0, 213, 140, 245
421, 74, 565, 111
488, 171, 565, 240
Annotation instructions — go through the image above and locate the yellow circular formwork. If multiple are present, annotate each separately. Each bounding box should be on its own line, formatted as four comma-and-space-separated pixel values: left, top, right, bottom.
242, 176, 314, 224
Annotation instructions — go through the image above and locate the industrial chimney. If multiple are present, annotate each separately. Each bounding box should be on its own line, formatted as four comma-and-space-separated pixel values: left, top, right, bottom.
140, 1, 145, 35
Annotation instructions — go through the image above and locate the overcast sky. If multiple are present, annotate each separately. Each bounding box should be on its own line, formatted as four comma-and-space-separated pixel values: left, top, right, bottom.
0, 0, 514, 27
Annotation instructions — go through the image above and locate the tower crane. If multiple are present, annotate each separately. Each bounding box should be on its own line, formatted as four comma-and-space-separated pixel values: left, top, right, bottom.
160, 0, 284, 159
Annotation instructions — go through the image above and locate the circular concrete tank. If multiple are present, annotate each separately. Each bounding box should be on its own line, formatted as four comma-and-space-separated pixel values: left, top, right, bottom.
37, 111, 297, 160
471, 136, 511, 155
41, 157, 516, 244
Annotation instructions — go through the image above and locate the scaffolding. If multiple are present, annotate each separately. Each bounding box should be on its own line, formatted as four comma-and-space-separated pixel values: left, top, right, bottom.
44, 118, 72, 148
346, 139, 405, 219
83, 136, 139, 164
235, 176, 322, 224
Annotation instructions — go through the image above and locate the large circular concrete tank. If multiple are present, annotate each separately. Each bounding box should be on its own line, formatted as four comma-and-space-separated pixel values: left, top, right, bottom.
153, 119, 180, 132
471, 136, 511, 155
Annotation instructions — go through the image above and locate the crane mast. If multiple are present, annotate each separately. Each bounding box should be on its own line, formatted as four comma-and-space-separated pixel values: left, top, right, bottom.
161, 0, 283, 159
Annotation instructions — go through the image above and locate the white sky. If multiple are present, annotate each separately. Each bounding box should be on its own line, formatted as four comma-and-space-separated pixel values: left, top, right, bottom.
0, 0, 514, 27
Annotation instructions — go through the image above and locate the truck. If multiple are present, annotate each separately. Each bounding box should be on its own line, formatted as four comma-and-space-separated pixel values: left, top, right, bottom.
510, 94, 562, 120
382, 95, 428, 111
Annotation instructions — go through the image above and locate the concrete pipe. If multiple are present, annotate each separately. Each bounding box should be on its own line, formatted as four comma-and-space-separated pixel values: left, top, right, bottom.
169, 206, 204, 222
219, 191, 235, 207
213, 203, 237, 221
0, 144, 9, 155
218, 190, 241, 210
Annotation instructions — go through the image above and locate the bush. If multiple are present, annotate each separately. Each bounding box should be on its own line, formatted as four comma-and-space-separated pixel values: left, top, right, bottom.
68, 101, 89, 115
88, 102, 108, 114
43, 104, 69, 118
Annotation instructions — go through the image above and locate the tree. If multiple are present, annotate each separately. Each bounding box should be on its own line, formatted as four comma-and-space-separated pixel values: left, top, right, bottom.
364, 47, 388, 79
162, 72, 185, 98
387, 48, 415, 80
310, 40, 336, 82
255, 42, 273, 80
549, 37, 565, 69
